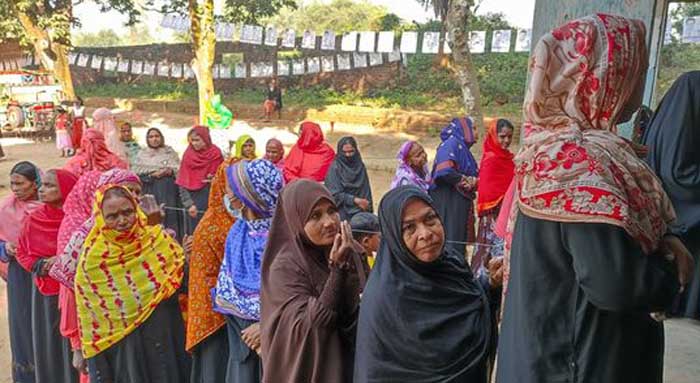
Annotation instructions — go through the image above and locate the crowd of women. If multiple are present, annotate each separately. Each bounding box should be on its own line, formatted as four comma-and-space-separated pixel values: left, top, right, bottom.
0, 13, 699, 383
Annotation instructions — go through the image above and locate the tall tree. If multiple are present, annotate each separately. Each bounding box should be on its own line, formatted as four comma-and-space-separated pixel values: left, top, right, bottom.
0, 1, 141, 100
160, 0, 295, 123
419, 0, 484, 132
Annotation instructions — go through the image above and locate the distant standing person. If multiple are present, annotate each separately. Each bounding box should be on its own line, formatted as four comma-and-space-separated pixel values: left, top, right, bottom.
69, 97, 86, 150
263, 78, 282, 121
91, 108, 120, 155
55, 106, 73, 157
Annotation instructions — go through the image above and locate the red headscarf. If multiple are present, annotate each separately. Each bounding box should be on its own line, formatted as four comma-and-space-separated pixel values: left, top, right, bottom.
476, 120, 515, 216
283, 121, 335, 183
64, 128, 128, 177
16, 169, 78, 296
177, 125, 224, 190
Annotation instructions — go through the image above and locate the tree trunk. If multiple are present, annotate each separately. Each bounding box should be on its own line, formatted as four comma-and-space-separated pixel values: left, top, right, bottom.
16, 10, 76, 100
189, 0, 216, 124
446, 0, 485, 136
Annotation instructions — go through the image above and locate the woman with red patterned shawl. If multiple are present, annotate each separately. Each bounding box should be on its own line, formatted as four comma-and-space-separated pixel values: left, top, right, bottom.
282, 121, 335, 183
496, 14, 691, 383
64, 128, 128, 177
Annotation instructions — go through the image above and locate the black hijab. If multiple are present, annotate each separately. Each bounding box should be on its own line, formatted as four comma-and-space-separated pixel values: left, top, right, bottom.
354, 186, 490, 383
324, 136, 373, 220
643, 71, 700, 235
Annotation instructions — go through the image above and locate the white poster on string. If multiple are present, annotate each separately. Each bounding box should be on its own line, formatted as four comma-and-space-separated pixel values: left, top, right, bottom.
292, 59, 305, 75
307, 57, 320, 73
491, 30, 512, 53
241, 25, 264, 44
301, 30, 316, 49
342, 32, 358, 52
682, 16, 700, 43
369, 52, 383, 66
77, 54, 90, 67
515, 29, 532, 52
265, 26, 278, 46
219, 64, 231, 79
68, 52, 78, 65
400, 32, 418, 53
321, 56, 335, 72
321, 31, 336, 50
184, 64, 195, 79
142, 61, 156, 75
469, 31, 486, 53
282, 29, 296, 48
422, 32, 440, 54
388, 50, 401, 62
337, 54, 351, 70
353, 52, 367, 68
277, 61, 290, 76
171, 63, 183, 78
157, 62, 170, 77
359, 31, 376, 52
90, 56, 103, 70
377, 31, 395, 52
235, 63, 247, 78
103, 57, 118, 71
130, 60, 142, 74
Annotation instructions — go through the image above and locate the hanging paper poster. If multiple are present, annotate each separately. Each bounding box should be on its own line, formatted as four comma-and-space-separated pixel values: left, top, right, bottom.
157, 62, 170, 77
663, 21, 673, 45
359, 31, 376, 52
353, 52, 367, 68
77, 54, 90, 67
422, 32, 440, 54
292, 59, 305, 75
175, 16, 190, 32
337, 54, 351, 70
321, 56, 334, 72
219, 64, 231, 79
90, 56, 103, 70
241, 25, 264, 44
400, 32, 418, 53
469, 31, 486, 53
682, 16, 700, 43
235, 63, 247, 78
282, 29, 296, 48
443, 40, 452, 54
131, 60, 143, 74
68, 52, 78, 65
171, 63, 183, 78
301, 30, 316, 49
142, 61, 156, 75
212, 65, 220, 79
321, 31, 336, 50
184, 64, 195, 79
265, 26, 278, 46
342, 32, 358, 52
491, 29, 512, 53
388, 49, 401, 62
216, 22, 234, 40
307, 57, 320, 73
277, 61, 290, 76
377, 31, 395, 53
117, 58, 129, 73
515, 29, 532, 52
369, 52, 383, 66
103, 57, 117, 71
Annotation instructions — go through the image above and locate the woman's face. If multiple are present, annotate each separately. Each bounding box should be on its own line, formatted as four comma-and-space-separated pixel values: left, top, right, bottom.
401, 198, 445, 263
407, 143, 427, 169
303, 199, 340, 247
10, 173, 38, 201
119, 124, 134, 142
147, 130, 163, 148
265, 143, 283, 163
123, 182, 142, 198
189, 133, 206, 151
497, 127, 514, 150
102, 193, 138, 232
242, 139, 255, 158
38, 171, 62, 205
342, 143, 356, 159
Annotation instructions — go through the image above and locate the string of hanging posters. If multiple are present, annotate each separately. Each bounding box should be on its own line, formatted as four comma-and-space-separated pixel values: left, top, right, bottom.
160, 14, 533, 54
59, 49, 403, 79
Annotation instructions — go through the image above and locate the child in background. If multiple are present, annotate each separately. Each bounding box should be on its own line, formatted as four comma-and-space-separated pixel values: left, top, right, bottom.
55, 106, 73, 157
350, 212, 381, 268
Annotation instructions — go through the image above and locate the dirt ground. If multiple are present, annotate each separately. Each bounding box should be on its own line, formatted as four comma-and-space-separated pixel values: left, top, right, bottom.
0, 110, 698, 382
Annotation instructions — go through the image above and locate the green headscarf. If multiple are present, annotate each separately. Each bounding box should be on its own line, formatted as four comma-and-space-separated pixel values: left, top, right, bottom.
232, 135, 256, 159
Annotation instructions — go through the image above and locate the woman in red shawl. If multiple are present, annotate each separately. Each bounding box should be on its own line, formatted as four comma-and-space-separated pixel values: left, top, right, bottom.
0, 162, 42, 382
15, 169, 79, 383
283, 121, 335, 183
64, 128, 128, 177
177, 125, 224, 234
471, 119, 514, 276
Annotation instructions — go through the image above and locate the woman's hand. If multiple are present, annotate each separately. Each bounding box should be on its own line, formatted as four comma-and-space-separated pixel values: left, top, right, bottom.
188, 205, 199, 219
72, 349, 88, 375
140, 195, 164, 226
487, 257, 504, 288
39, 257, 56, 277
329, 221, 355, 264
6, 242, 17, 258
182, 235, 194, 261
241, 322, 262, 355
662, 235, 695, 289
353, 198, 370, 211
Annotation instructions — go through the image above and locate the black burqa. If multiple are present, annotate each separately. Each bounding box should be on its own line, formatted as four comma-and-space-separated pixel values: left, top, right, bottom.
643, 71, 700, 319
324, 137, 373, 221
354, 186, 490, 383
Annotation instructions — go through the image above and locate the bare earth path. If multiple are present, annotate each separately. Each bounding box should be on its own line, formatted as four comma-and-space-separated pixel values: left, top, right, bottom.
0, 110, 697, 382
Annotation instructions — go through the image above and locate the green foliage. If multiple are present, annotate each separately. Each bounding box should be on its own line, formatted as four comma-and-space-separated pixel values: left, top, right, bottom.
670, 3, 700, 38
222, 0, 298, 24
371, 13, 403, 32
77, 80, 197, 100
264, 0, 393, 34
655, 43, 700, 105
74, 29, 122, 47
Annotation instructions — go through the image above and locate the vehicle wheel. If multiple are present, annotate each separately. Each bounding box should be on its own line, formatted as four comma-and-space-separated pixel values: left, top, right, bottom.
7, 106, 24, 129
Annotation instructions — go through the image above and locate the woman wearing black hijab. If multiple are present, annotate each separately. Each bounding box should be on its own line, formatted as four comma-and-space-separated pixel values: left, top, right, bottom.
643, 71, 700, 319
324, 136, 373, 221
354, 185, 492, 383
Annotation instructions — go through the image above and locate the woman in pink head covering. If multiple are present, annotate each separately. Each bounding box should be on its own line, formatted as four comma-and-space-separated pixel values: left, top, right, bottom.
264, 138, 285, 170
91, 107, 120, 155
64, 128, 128, 177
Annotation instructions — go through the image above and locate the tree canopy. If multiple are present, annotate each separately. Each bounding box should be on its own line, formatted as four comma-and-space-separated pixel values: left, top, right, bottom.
264, 0, 394, 34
